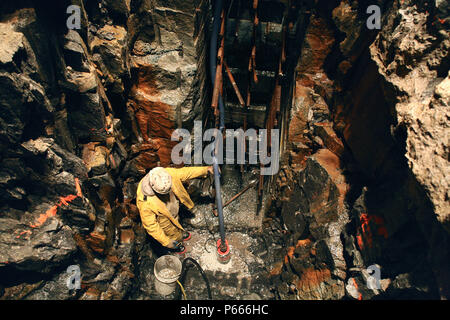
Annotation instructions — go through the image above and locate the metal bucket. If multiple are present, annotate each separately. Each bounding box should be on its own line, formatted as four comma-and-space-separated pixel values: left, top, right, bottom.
154, 255, 182, 296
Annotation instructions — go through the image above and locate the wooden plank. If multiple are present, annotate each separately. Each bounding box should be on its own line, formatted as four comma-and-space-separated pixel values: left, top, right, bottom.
224, 61, 245, 107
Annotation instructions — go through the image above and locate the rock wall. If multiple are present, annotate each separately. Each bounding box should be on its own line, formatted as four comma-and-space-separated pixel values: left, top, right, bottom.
0, 0, 209, 299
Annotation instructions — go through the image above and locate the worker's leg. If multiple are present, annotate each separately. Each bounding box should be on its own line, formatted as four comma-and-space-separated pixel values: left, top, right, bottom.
158, 215, 183, 242
147, 234, 170, 257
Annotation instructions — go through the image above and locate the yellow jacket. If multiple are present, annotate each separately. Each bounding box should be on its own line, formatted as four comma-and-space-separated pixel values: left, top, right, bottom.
137, 166, 210, 247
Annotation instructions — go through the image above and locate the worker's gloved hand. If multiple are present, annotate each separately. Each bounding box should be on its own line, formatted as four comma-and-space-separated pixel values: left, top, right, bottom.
208, 166, 221, 175
167, 240, 181, 249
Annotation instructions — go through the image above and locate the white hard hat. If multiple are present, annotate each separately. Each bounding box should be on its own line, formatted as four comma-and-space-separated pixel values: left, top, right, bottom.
142, 167, 172, 196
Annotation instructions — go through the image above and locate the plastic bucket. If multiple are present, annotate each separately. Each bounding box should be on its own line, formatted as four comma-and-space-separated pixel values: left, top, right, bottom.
154, 255, 182, 296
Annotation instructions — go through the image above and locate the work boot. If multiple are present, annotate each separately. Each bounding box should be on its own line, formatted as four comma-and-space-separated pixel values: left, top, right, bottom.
174, 244, 186, 254
182, 231, 191, 242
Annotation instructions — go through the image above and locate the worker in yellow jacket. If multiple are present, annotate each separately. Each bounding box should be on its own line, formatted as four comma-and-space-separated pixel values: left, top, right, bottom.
137, 166, 213, 253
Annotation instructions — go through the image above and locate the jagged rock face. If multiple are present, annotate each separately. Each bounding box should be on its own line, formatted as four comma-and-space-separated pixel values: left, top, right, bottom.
0, 0, 212, 300
335, 0, 449, 299
0, 0, 448, 301
370, 4, 449, 228
273, 0, 449, 300
127, 0, 209, 166
278, 149, 349, 299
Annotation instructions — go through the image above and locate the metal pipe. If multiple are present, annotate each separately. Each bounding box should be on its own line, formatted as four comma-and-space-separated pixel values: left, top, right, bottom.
209, 0, 225, 130
213, 157, 226, 251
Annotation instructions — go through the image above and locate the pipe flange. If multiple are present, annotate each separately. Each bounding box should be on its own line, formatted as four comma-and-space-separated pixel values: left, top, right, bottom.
216, 239, 231, 264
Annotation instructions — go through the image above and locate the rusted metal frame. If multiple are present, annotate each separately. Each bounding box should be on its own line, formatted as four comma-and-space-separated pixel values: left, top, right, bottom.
258, 78, 280, 210
257, 10, 288, 213
240, 78, 250, 174
257, 133, 264, 215
253, 0, 259, 10
210, 8, 226, 185
267, 81, 282, 148
224, 60, 245, 107
248, 0, 259, 83
281, 24, 287, 64
211, 8, 227, 157
251, 14, 259, 84
242, 0, 260, 175
211, 10, 226, 127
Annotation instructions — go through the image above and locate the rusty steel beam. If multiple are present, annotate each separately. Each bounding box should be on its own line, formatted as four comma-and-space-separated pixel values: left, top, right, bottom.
241, 80, 251, 174
252, 57, 258, 84
267, 82, 281, 147
281, 25, 287, 64
256, 8, 289, 215
219, 37, 225, 97
211, 64, 222, 110
220, 10, 226, 36
211, 10, 226, 121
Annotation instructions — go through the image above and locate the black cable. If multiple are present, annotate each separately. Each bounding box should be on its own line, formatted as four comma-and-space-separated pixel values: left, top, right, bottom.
175, 257, 213, 300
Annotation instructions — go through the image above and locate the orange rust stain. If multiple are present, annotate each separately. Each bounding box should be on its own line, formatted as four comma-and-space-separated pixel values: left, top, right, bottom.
16, 230, 32, 239
30, 178, 82, 229
269, 262, 284, 276
352, 278, 363, 300
296, 16, 335, 76
86, 231, 107, 254
134, 100, 175, 141
356, 234, 364, 250
296, 268, 331, 290
130, 66, 175, 140
60, 194, 78, 206
358, 213, 388, 249
83, 286, 101, 298
153, 137, 178, 167
296, 239, 312, 247
30, 205, 58, 228
133, 150, 160, 174
106, 255, 120, 264
119, 229, 135, 244
284, 239, 312, 264
128, 65, 181, 166
109, 153, 117, 169
285, 246, 295, 264
360, 213, 370, 233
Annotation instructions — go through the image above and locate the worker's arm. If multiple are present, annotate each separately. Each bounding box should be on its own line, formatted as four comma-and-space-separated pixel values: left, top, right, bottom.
140, 207, 172, 247
165, 166, 211, 183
